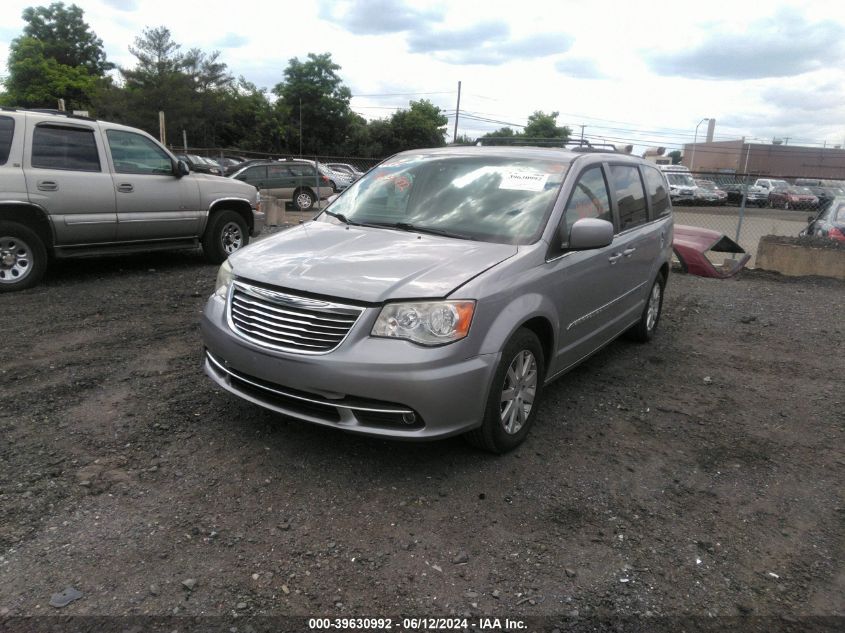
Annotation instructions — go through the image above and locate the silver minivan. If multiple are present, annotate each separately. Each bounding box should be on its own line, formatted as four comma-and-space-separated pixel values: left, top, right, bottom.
201, 146, 673, 452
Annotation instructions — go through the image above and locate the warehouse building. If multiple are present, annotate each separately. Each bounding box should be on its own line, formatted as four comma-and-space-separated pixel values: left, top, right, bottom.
681, 139, 845, 178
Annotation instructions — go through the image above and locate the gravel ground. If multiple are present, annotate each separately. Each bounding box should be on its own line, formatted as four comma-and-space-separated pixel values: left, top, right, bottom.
0, 230, 843, 628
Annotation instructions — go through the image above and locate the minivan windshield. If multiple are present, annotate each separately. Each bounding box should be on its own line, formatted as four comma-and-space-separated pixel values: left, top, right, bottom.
320, 154, 569, 244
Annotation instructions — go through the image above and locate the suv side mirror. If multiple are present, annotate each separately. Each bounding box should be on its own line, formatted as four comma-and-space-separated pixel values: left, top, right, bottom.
174, 159, 190, 178
565, 218, 614, 250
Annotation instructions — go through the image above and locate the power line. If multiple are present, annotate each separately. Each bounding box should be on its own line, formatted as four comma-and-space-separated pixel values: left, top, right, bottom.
351, 91, 455, 98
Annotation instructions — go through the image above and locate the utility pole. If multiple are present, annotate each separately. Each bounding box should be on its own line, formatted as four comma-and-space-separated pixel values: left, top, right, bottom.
299, 99, 303, 157
158, 111, 166, 145
579, 125, 585, 143
182, 129, 187, 151
453, 81, 462, 143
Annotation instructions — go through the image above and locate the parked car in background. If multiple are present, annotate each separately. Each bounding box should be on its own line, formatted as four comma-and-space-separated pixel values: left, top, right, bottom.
767, 186, 818, 210
202, 145, 673, 453
720, 182, 768, 207
693, 180, 728, 205
216, 156, 245, 172
230, 159, 333, 210
0, 109, 262, 292
800, 198, 845, 242
298, 160, 353, 193
175, 153, 223, 176
658, 165, 697, 204
326, 162, 365, 181
793, 178, 845, 210
754, 178, 790, 194
224, 158, 268, 177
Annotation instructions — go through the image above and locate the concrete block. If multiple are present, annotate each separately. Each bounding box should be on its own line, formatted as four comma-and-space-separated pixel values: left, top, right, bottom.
756, 237, 845, 280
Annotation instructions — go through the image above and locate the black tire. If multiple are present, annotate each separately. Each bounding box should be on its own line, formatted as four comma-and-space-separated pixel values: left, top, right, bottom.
0, 221, 48, 292
465, 328, 545, 454
202, 210, 249, 264
293, 188, 317, 211
626, 273, 666, 343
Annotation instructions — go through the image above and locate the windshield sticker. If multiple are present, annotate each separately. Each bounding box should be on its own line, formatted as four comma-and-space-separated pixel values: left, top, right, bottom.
499, 171, 550, 191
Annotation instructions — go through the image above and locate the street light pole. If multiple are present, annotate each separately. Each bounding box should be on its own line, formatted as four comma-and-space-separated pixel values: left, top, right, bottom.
689, 117, 709, 172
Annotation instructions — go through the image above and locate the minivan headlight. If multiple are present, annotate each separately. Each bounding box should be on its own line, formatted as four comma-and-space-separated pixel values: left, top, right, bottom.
371, 301, 475, 346
215, 260, 234, 298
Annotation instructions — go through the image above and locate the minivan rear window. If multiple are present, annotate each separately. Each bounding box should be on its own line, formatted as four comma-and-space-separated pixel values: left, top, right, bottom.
0, 116, 13, 165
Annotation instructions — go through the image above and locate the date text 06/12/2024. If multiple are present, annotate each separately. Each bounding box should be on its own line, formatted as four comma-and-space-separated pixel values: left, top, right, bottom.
307, 617, 528, 630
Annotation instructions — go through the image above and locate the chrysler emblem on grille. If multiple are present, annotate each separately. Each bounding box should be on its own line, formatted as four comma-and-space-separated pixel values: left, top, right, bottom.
249, 286, 331, 309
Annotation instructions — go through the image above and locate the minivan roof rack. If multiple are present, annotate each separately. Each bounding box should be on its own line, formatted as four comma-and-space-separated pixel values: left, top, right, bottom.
474, 137, 633, 154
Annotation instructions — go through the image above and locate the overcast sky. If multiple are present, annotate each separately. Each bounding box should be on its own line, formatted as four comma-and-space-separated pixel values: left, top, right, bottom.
2, 0, 845, 153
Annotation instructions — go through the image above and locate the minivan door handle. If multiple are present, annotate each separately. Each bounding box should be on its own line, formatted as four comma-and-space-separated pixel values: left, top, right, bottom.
116, 183, 134, 193
622, 248, 636, 257
37, 180, 58, 191
608, 253, 623, 264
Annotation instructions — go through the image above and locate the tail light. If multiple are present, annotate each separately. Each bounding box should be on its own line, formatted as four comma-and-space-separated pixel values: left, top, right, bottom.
321, 175, 330, 184
829, 227, 845, 242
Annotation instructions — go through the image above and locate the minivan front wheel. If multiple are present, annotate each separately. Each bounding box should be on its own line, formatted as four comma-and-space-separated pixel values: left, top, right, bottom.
202, 210, 249, 264
626, 274, 665, 342
465, 328, 545, 453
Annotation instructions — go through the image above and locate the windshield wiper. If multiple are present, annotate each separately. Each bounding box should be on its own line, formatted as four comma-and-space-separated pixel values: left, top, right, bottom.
324, 210, 359, 226
379, 222, 474, 241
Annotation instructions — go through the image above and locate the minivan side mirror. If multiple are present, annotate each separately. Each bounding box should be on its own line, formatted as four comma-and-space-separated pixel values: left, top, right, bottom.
174, 159, 190, 178
564, 218, 614, 250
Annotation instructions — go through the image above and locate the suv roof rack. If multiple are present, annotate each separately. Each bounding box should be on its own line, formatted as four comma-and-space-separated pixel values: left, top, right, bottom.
2, 107, 97, 122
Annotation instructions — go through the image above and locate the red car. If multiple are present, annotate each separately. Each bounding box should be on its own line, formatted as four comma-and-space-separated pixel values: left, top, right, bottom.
768, 186, 818, 210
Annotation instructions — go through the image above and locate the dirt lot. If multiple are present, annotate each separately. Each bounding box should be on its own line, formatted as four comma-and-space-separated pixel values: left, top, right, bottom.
1, 229, 843, 628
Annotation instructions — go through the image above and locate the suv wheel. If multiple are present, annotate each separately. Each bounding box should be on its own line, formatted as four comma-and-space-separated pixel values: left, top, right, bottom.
202, 211, 249, 264
626, 273, 665, 342
0, 221, 47, 292
465, 328, 545, 453
294, 188, 316, 211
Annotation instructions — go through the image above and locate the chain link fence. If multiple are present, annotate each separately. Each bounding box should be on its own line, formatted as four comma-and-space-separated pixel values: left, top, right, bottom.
669, 170, 842, 266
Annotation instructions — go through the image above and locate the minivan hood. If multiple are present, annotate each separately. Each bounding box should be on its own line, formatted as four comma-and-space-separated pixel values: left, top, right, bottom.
230, 221, 517, 303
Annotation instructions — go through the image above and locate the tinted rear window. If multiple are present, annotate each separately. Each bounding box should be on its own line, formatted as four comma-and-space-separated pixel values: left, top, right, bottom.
642, 166, 671, 218
0, 116, 13, 165
609, 165, 648, 230
32, 125, 100, 172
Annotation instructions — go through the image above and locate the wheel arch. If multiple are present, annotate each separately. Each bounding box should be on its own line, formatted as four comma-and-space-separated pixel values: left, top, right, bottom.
520, 316, 555, 377
0, 202, 55, 253
207, 197, 253, 235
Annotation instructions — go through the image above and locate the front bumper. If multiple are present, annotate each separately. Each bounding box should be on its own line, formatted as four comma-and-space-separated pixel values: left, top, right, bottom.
200, 294, 499, 440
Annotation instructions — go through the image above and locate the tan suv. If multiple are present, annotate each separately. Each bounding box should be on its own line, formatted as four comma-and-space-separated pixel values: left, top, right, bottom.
0, 108, 263, 292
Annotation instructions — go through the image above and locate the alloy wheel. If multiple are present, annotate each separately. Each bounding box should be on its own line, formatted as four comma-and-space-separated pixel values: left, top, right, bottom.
500, 350, 538, 435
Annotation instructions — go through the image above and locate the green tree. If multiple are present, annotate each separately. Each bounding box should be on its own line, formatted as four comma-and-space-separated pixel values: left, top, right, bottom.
1, 36, 100, 109
480, 126, 518, 145
387, 99, 448, 152
522, 111, 571, 143
1, 2, 110, 109
273, 52, 352, 155
21, 2, 113, 74
119, 27, 197, 140
668, 150, 682, 165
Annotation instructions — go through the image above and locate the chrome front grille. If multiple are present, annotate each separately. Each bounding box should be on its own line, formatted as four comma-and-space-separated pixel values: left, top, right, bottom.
227, 281, 363, 354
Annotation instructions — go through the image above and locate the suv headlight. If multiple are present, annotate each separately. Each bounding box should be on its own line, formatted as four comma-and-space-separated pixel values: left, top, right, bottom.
215, 260, 234, 298
371, 300, 475, 346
